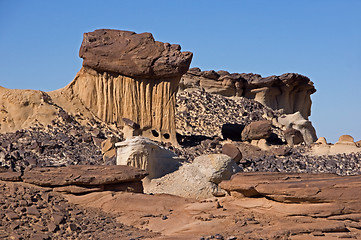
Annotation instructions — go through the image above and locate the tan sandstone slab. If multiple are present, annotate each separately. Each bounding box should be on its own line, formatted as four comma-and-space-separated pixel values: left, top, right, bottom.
220, 172, 361, 216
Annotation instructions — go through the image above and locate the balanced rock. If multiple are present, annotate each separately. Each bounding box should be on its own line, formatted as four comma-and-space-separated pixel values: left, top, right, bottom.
1, 29, 193, 146
115, 137, 181, 180
50, 29, 193, 145
79, 29, 193, 79
241, 120, 272, 141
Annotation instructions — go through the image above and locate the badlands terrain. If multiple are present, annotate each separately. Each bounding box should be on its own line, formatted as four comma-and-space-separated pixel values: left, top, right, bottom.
1, 29, 361, 239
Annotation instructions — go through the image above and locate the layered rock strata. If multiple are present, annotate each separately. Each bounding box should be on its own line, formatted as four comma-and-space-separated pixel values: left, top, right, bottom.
181, 68, 316, 119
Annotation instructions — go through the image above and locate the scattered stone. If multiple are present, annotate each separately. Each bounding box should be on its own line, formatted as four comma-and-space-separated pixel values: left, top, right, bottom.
241, 120, 272, 141
0, 181, 156, 239
222, 143, 242, 163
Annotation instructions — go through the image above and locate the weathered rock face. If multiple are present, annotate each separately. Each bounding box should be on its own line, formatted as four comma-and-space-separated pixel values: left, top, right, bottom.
80, 29, 193, 79
277, 111, 317, 145
54, 29, 192, 144
144, 154, 240, 199
181, 68, 316, 119
220, 172, 361, 209
115, 137, 181, 180
53, 66, 182, 144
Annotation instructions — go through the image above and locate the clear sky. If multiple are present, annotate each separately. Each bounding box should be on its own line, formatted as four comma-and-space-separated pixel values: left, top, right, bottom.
0, 0, 360, 143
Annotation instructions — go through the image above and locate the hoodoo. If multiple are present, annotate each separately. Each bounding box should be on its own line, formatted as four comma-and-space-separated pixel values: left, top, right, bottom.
0, 29, 193, 145
53, 29, 193, 144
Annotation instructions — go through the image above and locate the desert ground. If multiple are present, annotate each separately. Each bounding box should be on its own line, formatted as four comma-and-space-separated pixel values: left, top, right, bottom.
1, 29, 361, 240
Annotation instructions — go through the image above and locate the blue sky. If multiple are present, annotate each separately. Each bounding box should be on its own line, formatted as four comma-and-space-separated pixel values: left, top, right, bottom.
0, 0, 360, 143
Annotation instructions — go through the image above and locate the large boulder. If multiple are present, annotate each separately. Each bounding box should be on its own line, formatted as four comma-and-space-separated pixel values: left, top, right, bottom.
79, 29, 193, 79
241, 120, 272, 141
144, 154, 241, 199
115, 137, 181, 180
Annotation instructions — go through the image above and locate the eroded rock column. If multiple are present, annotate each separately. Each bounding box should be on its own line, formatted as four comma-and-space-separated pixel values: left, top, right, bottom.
57, 29, 193, 144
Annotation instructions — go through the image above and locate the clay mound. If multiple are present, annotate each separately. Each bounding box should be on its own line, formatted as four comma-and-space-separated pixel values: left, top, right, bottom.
0, 87, 59, 133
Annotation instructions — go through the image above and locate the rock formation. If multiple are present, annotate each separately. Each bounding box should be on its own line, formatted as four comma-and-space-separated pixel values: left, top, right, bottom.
21, 165, 148, 194
277, 111, 317, 144
144, 154, 240, 199
115, 136, 182, 180
181, 68, 316, 120
51, 29, 192, 145
0, 29, 193, 146
310, 134, 361, 156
